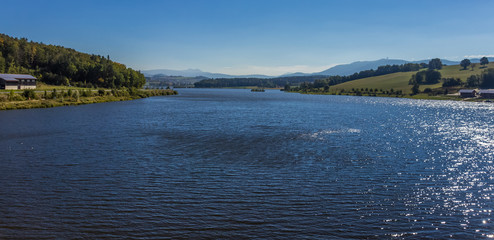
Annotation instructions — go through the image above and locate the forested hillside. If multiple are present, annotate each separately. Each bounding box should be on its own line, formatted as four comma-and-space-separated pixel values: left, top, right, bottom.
0, 33, 145, 88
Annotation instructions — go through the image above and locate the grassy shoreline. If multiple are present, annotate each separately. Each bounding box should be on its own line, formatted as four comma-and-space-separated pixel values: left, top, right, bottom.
287, 90, 488, 102
0, 88, 177, 110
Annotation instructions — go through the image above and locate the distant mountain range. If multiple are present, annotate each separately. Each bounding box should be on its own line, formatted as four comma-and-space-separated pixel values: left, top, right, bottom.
141, 68, 272, 79
281, 58, 462, 77
142, 58, 493, 79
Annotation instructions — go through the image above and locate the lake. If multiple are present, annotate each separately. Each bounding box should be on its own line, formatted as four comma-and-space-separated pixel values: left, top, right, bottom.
0, 88, 493, 239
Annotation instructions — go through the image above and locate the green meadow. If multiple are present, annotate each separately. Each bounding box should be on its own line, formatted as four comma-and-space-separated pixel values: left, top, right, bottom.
329, 63, 494, 94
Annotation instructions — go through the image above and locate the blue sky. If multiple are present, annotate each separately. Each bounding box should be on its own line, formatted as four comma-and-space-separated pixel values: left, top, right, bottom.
2, 0, 494, 75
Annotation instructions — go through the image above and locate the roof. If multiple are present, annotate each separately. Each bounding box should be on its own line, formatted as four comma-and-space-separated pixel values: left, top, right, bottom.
459, 89, 476, 93
479, 89, 494, 94
0, 74, 37, 81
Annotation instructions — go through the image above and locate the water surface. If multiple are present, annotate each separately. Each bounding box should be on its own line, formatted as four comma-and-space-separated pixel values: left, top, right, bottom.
0, 89, 493, 239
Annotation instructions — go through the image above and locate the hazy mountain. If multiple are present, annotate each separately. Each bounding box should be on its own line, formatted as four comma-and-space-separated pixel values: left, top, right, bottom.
461, 57, 494, 64
409, 58, 494, 66
279, 72, 311, 77
285, 58, 489, 77
254, 58, 463, 78
145, 74, 208, 87
281, 59, 418, 77
143, 58, 494, 79
412, 59, 458, 65
315, 59, 409, 76
141, 68, 272, 79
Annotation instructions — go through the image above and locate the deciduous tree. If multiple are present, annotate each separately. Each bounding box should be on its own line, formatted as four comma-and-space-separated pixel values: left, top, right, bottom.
480, 57, 489, 67
466, 75, 480, 87
480, 69, 494, 88
428, 58, 442, 70
460, 59, 471, 70
411, 82, 420, 95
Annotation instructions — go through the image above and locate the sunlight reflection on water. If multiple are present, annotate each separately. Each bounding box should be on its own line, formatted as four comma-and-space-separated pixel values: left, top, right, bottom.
0, 89, 493, 238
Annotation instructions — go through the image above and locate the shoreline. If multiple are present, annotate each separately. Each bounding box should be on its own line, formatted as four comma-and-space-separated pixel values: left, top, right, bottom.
287, 90, 492, 102
0, 89, 177, 111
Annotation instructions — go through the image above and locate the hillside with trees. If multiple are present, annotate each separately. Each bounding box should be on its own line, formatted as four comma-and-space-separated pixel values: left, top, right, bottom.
293, 58, 494, 99
0, 33, 145, 88
307, 63, 425, 89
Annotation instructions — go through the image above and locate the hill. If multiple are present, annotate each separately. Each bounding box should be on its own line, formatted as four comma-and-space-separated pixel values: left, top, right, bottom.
0, 33, 146, 88
329, 63, 494, 94
194, 62, 426, 88
141, 68, 273, 79
316, 59, 409, 76
144, 58, 489, 80
145, 59, 419, 79
145, 74, 208, 88
282, 59, 490, 77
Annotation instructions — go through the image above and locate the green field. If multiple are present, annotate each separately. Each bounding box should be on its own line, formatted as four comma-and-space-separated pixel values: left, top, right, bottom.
330, 63, 494, 94
439, 63, 492, 79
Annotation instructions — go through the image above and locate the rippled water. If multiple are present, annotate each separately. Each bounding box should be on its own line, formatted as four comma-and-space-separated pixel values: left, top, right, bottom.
0, 89, 493, 239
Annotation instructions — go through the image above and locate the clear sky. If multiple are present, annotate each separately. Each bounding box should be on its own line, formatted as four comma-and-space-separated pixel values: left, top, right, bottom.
2, 0, 494, 75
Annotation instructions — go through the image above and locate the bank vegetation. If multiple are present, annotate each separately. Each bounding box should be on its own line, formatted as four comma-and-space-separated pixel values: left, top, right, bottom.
0, 88, 177, 110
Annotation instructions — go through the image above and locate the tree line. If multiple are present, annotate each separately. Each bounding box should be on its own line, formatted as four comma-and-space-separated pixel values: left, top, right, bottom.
195, 62, 427, 89
465, 69, 494, 88
0, 33, 146, 88
194, 75, 327, 88
408, 69, 442, 85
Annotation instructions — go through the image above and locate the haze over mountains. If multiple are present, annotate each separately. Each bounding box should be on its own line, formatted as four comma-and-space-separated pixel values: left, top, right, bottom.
142, 69, 272, 79
142, 58, 490, 79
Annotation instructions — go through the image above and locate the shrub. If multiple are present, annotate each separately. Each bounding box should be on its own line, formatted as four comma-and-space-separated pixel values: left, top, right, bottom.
74, 90, 80, 102
442, 78, 462, 87
81, 90, 90, 97
23, 89, 36, 100
9, 91, 25, 101
127, 87, 137, 96
111, 89, 118, 97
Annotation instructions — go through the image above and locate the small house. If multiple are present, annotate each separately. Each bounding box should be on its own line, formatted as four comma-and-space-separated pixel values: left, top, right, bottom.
478, 89, 494, 99
0, 74, 37, 90
459, 89, 476, 98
